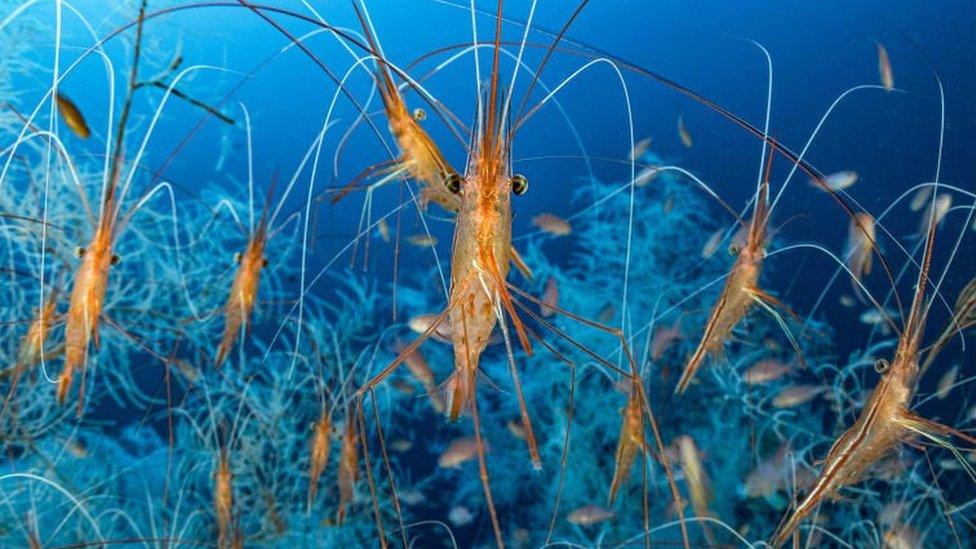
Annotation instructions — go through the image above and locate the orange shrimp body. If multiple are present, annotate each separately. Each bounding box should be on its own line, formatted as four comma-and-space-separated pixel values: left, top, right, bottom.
307, 411, 332, 507
215, 226, 268, 367
769, 338, 922, 546
608, 381, 646, 504
384, 93, 458, 212
445, 108, 533, 420
770, 219, 942, 547
676, 172, 771, 394
214, 451, 234, 548
336, 412, 359, 524
59, 214, 115, 404
8, 288, 61, 378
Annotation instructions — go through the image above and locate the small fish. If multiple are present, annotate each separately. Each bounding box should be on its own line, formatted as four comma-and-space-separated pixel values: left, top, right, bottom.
66, 438, 88, 458
676, 435, 714, 544
919, 193, 952, 234
566, 504, 614, 526
391, 378, 415, 395
399, 489, 425, 505
633, 164, 659, 187
449, 505, 474, 527
507, 419, 527, 440
532, 213, 572, 236
55, 93, 91, 138
814, 170, 859, 192
438, 436, 482, 468
859, 308, 894, 325
377, 218, 390, 243
408, 313, 454, 344
677, 114, 693, 148
629, 136, 652, 161
909, 186, 932, 212
877, 43, 894, 91
743, 360, 791, 385
172, 359, 200, 384
540, 276, 558, 318
407, 234, 437, 247
845, 213, 876, 292
935, 364, 958, 400
772, 384, 824, 408
390, 439, 413, 453
701, 228, 724, 259
839, 295, 855, 308
650, 324, 682, 361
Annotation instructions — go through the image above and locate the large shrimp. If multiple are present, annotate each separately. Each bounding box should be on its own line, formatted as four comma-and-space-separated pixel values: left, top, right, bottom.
769, 191, 976, 547
675, 148, 777, 393
57, 0, 151, 407
328, 2, 533, 278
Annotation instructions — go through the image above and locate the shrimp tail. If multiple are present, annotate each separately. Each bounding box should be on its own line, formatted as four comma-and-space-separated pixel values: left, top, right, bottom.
446, 367, 475, 422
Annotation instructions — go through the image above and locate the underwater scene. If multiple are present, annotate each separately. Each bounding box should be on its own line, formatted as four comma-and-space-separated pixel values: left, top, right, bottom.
0, 0, 975, 547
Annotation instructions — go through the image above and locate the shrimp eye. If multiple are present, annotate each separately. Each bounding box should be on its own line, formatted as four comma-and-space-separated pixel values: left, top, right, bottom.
874, 358, 890, 374
728, 244, 740, 256
262, 257, 269, 268
412, 107, 427, 122
110, 254, 121, 266
233, 252, 241, 264
445, 173, 462, 194
74, 246, 85, 259
511, 174, 528, 196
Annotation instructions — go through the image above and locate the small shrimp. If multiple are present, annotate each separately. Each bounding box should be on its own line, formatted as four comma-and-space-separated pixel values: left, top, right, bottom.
676, 148, 776, 393
215, 170, 284, 368
336, 405, 360, 525
608, 382, 646, 504
329, 3, 533, 279
769, 193, 976, 547
214, 450, 234, 548
59, 192, 119, 406
214, 210, 269, 367
1, 283, 63, 418
306, 410, 332, 510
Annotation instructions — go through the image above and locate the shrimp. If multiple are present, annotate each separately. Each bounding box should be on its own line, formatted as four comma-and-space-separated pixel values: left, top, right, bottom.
59, 196, 118, 405
330, 3, 533, 278
1, 283, 63, 419
769, 194, 976, 547
306, 409, 332, 511
675, 148, 776, 393
214, 449, 234, 548
608, 382, 646, 504
336, 404, 360, 525
214, 200, 270, 368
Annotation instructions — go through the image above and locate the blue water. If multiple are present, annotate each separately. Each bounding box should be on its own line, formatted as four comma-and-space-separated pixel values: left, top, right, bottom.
0, 1, 974, 547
